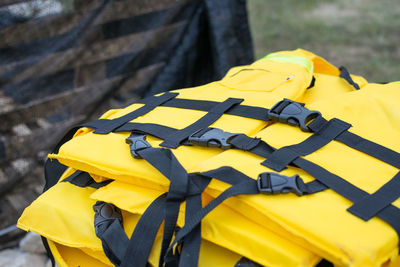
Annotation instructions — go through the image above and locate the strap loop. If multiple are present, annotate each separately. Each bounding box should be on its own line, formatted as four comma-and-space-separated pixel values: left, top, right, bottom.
62, 171, 111, 189
347, 171, 400, 221
160, 98, 243, 148
92, 92, 178, 134
339, 66, 360, 90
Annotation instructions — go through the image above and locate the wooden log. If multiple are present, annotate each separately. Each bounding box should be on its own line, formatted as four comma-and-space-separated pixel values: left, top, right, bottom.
0, 63, 163, 165
0, 91, 17, 114
3, 117, 83, 164
74, 61, 106, 88
0, 0, 183, 48
0, 224, 26, 250
0, 158, 34, 197
0, 0, 33, 8
0, 162, 44, 229
73, 0, 185, 13
0, 62, 163, 132
1, 21, 184, 84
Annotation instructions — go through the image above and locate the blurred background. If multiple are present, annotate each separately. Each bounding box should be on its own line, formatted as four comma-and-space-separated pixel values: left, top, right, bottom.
248, 0, 400, 83
0, 0, 399, 260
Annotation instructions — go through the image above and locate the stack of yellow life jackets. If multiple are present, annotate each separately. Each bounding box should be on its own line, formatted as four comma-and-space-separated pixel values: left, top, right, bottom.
17, 49, 400, 267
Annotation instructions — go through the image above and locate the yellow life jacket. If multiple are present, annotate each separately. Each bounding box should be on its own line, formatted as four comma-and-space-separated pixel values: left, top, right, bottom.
19, 49, 396, 267
19, 168, 248, 267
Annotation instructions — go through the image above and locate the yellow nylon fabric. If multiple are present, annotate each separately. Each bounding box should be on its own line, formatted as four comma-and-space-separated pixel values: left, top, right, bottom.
91, 181, 320, 267
48, 49, 346, 189
47, 50, 318, 192
48, 234, 242, 267
196, 82, 400, 266
48, 241, 112, 267
18, 170, 244, 267
18, 49, 396, 267
21, 49, 335, 266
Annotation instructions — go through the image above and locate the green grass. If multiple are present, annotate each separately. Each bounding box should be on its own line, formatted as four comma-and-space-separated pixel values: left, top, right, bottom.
247, 0, 400, 82
58, 0, 74, 12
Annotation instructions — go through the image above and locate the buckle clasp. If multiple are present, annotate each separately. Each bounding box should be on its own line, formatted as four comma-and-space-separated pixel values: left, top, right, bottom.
267, 99, 321, 132
126, 133, 151, 159
257, 172, 305, 196
188, 128, 238, 150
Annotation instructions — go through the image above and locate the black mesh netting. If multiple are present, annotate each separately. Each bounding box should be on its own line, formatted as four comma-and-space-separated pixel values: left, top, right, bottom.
0, 0, 253, 235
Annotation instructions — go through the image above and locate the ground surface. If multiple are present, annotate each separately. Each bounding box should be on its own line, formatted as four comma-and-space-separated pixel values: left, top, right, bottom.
247, 0, 400, 83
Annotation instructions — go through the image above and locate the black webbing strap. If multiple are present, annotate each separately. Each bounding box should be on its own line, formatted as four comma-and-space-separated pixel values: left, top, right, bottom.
163, 166, 326, 261
111, 127, 322, 196
339, 66, 360, 90
126, 131, 325, 265
84, 92, 178, 134
268, 100, 400, 171
62, 170, 112, 189
94, 194, 166, 267
165, 168, 259, 259
304, 180, 329, 194
265, 100, 400, 225
160, 98, 244, 148
175, 194, 202, 267
200, 166, 325, 196
44, 159, 68, 192
136, 148, 188, 267
135, 147, 204, 267
116, 122, 178, 139
293, 157, 400, 236
120, 193, 167, 267
270, 141, 400, 233
306, 76, 316, 89
94, 201, 128, 266
131, 138, 260, 266
262, 118, 351, 171
144, 98, 270, 121
120, 176, 209, 267
41, 236, 55, 267
84, 96, 273, 135
171, 174, 211, 267
225, 136, 328, 194
102, 220, 130, 264
118, 123, 240, 150
160, 200, 181, 267
201, 166, 327, 196
229, 134, 400, 235
308, 116, 400, 170
336, 130, 400, 169
347, 171, 400, 221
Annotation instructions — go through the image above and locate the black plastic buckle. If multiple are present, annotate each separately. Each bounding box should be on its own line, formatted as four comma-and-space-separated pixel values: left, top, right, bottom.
267, 99, 321, 132
257, 172, 305, 196
188, 128, 239, 150
93, 202, 122, 234
125, 133, 151, 159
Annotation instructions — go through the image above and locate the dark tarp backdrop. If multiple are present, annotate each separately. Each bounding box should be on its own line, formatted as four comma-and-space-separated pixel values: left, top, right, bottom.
0, 0, 253, 247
